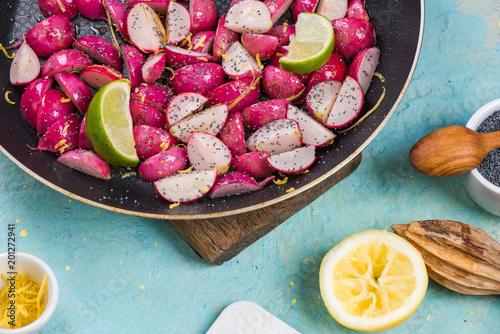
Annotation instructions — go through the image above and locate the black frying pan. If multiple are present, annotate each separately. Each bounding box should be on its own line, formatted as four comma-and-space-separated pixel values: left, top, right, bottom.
0, 0, 424, 219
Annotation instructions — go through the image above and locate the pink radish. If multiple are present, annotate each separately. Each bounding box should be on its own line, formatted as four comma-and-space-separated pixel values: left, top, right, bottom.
266, 24, 295, 46
209, 171, 267, 198
131, 83, 174, 112
222, 41, 262, 80
80, 65, 124, 89
231, 151, 274, 178
38, 0, 77, 19
241, 99, 289, 131
128, 0, 171, 12
42, 49, 93, 78
122, 45, 146, 88
57, 150, 111, 179
286, 105, 335, 146
36, 89, 74, 135
103, 0, 130, 41
212, 15, 239, 62
133, 125, 178, 160
142, 52, 167, 83
139, 147, 189, 182
324, 76, 364, 128
189, 30, 216, 53
25, 15, 75, 57
347, 0, 369, 21
263, 0, 294, 24
241, 33, 279, 60
20, 78, 53, 129
348, 46, 381, 94
73, 36, 122, 70
332, 18, 376, 59
169, 105, 228, 143
267, 145, 316, 173
189, 0, 218, 33
130, 100, 167, 127
154, 169, 218, 202
35, 114, 81, 154
54, 72, 93, 114
166, 1, 191, 45
78, 115, 92, 149
205, 79, 261, 114
75, 0, 107, 21
305, 80, 342, 123
9, 42, 40, 86
127, 3, 167, 53
166, 92, 208, 126
290, 0, 319, 22
187, 132, 232, 174
170, 63, 225, 96
316, 0, 348, 21
306, 52, 347, 94
218, 112, 246, 157
165, 45, 214, 70
225, 0, 273, 34
262, 66, 305, 101
246, 118, 302, 155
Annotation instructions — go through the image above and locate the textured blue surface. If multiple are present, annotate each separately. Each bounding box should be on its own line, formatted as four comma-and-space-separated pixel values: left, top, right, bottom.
1, 0, 500, 333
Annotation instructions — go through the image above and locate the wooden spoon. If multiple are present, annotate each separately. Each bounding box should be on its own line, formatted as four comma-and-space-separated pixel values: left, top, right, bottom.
409, 125, 500, 176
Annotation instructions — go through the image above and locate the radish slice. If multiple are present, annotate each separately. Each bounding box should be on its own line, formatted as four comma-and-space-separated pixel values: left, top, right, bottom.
127, 3, 167, 53
348, 46, 381, 94
286, 105, 336, 147
154, 169, 218, 202
209, 171, 264, 198
324, 76, 364, 128
166, 92, 208, 126
305, 80, 342, 123
57, 150, 111, 179
166, 0, 191, 45
246, 119, 302, 155
187, 132, 232, 174
225, 0, 273, 34
10, 42, 40, 86
222, 41, 262, 80
169, 105, 229, 143
316, 0, 348, 21
267, 145, 316, 174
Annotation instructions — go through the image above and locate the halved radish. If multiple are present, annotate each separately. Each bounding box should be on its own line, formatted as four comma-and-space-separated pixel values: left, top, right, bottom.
57, 150, 111, 179
10, 42, 40, 86
166, 0, 191, 45
209, 171, 265, 198
267, 145, 316, 174
187, 132, 232, 174
316, 0, 348, 21
189, 0, 218, 33
139, 147, 188, 182
231, 151, 274, 178
41, 49, 92, 78
166, 92, 208, 126
348, 46, 381, 94
169, 105, 228, 143
127, 3, 167, 53
189, 30, 216, 53
286, 105, 336, 147
165, 45, 214, 70
142, 52, 166, 83
241, 33, 278, 60
154, 169, 218, 202
55, 72, 93, 114
324, 76, 364, 128
246, 118, 302, 155
80, 65, 125, 89
103, 0, 130, 41
263, 0, 293, 24
212, 15, 239, 62
218, 112, 246, 157
222, 41, 262, 80
225, 0, 273, 34
305, 80, 342, 123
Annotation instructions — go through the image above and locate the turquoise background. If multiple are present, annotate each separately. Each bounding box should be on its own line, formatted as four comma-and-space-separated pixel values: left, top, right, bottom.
1, 0, 499, 333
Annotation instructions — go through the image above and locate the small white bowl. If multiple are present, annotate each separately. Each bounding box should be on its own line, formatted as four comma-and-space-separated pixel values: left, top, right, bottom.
0, 252, 58, 334
463, 98, 500, 216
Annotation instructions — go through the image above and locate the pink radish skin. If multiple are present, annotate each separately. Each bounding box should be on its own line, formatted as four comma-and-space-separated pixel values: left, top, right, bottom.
205, 79, 261, 114
348, 46, 381, 94
286, 105, 336, 146
209, 171, 265, 198
267, 145, 316, 174
73, 36, 122, 70
316, 0, 348, 21
166, 92, 208, 126
36, 89, 74, 135
133, 125, 178, 160
263, 0, 294, 24
231, 151, 274, 178
324, 76, 364, 128
166, 1, 191, 45
154, 169, 218, 203
225, 0, 273, 34
78, 115, 92, 149
212, 16, 239, 62
42, 49, 93, 78
38, 0, 77, 19
246, 118, 302, 155
36, 114, 81, 154
187, 132, 232, 175
80, 65, 124, 89
189, 30, 216, 53
222, 41, 263, 80
131, 83, 174, 112
103, 0, 130, 41
241, 99, 290, 132
54, 72, 93, 114
266, 24, 295, 46
130, 100, 167, 127
169, 105, 228, 143
170, 63, 225, 96
331, 18, 376, 59
305, 52, 347, 97
142, 53, 167, 83
165, 45, 214, 70
190, 0, 218, 33
262, 66, 305, 101
20, 78, 53, 129
122, 45, 146, 88
57, 150, 111, 179
127, 0, 171, 12
75, 0, 107, 20
127, 3, 167, 53
241, 33, 279, 60
139, 148, 188, 182
347, 0, 369, 21
10, 42, 40, 86
290, 0, 319, 22
25, 15, 75, 57
218, 112, 246, 157
305, 80, 342, 123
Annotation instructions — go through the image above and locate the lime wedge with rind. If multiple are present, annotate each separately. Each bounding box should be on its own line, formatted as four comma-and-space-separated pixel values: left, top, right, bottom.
86, 79, 139, 167
279, 13, 335, 74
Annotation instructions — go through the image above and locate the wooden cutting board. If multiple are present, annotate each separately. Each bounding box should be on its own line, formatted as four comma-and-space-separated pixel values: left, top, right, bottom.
166, 154, 362, 265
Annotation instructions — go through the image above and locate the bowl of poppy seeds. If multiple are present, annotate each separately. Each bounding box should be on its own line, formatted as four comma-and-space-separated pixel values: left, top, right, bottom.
463, 98, 500, 216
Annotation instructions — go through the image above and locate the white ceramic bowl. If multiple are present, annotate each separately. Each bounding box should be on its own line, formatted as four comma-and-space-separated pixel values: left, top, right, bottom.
0, 252, 58, 334
463, 98, 500, 216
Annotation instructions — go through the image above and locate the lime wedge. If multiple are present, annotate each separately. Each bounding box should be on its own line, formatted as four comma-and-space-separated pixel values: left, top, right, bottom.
279, 13, 335, 74
86, 80, 139, 167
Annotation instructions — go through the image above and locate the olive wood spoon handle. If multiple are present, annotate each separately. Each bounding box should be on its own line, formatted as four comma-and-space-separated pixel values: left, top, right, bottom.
409, 125, 500, 176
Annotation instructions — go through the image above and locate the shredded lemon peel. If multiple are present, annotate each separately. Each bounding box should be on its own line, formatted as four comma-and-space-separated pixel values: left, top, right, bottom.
5, 91, 15, 105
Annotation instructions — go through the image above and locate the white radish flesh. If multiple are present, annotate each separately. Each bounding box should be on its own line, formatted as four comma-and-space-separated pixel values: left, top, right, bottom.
286, 105, 336, 147
267, 145, 316, 174
305, 80, 342, 123
222, 41, 262, 80
324, 76, 364, 128
246, 119, 302, 155
187, 132, 232, 174
154, 169, 218, 202
225, 0, 273, 34
10, 42, 40, 86
169, 105, 228, 143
